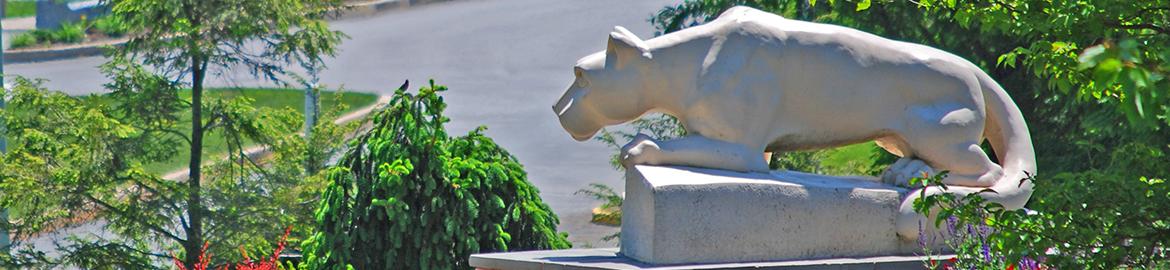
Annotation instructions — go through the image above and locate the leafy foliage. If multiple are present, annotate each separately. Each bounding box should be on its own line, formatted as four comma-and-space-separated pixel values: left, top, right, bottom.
653, 1, 1170, 268
911, 172, 1045, 270
915, 145, 1170, 269
0, 71, 349, 268
574, 184, 621, 243
302, 80, 570, 270
100, 0, 347, 268
0, 75, 176, 268
575, 183, 622, 227
92, 15, 131, 37
111, 0, 345, 82
196, 89, 363, 264
0, 0, 349, 266
908, 0, 1169, 129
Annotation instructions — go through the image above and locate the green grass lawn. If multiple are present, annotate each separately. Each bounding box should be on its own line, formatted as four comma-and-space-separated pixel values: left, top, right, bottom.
819, 142, 892, 176
138, 87, 379, 174
6, 0, 36, 18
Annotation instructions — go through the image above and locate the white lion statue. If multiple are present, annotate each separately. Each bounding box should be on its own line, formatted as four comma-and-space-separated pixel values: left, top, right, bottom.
552, 6, 1036, 240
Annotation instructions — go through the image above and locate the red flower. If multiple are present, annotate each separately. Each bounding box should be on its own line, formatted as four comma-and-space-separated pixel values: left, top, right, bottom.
173, 242, 212, 270
173, 226, 293, 270
235, 226, 291, 270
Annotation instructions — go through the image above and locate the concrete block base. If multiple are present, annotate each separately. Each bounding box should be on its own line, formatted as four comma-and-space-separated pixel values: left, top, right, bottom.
470, 248, 950, 270
621, 165, 924, 265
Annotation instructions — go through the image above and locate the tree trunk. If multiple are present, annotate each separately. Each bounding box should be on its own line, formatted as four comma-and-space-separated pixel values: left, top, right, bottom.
184, 58, 208, 270
304, 88, 317, 138
798, 0, 812, 21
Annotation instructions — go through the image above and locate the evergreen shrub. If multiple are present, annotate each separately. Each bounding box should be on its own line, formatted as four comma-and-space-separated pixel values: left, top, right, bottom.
303, 80, 570, 270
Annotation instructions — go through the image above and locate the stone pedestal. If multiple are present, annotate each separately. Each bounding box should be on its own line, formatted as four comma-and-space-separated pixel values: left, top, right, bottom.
470, 248, 949, 270
621, 165, 922, 265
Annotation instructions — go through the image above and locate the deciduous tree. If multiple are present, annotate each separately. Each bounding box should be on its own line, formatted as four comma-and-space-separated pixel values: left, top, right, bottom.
0, 0, 347, 268
108, 0, 345, 267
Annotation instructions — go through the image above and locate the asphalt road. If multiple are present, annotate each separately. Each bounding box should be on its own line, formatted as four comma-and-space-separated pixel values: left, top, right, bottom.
9, 0, 683, 249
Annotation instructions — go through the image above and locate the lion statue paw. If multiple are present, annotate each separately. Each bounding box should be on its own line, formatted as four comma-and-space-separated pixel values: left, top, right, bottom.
881, 157, 936, 188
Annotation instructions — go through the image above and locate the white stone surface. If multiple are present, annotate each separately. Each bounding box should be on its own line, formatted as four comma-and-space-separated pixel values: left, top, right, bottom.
470, 248, 950, 270
620, 165, 930, 265
551, 6, 1038, 241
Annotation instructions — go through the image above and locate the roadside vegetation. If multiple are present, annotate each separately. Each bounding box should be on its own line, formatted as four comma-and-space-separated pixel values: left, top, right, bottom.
9, 15, 130, 49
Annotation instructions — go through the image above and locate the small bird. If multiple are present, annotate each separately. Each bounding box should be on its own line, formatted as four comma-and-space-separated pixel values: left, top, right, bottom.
397, 80, 410, 92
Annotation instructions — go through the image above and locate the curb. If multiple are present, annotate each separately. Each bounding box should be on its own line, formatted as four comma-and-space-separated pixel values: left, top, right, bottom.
3, 0, 451, 64
337, 0, 458, 19
3, 38, 127, 64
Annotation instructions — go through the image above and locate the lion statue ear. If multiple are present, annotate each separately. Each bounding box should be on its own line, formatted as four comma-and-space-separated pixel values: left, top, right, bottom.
607, 26, 653, 69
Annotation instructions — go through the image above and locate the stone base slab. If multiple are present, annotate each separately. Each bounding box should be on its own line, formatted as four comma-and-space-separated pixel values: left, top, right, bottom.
622, 165, 924, 265
470, 248, 950, 270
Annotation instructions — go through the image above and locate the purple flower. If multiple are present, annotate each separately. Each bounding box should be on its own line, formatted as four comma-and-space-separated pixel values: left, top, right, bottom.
945, 215, 959, 236
1019, 257, 1040, 270
977, 223, 993, 239
981, 243, 991, 261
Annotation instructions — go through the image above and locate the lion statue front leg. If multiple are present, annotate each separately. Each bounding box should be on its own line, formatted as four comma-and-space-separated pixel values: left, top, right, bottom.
621, 133, 769, 173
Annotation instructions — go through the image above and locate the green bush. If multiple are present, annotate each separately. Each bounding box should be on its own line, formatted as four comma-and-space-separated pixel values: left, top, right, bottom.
30, 29, 56, 43
52, 20, 87, 43
6, 16, 123, 49
8, 30, 56, 49
302, 80, 571, 270
8, 24, 88, 49
9, 33, 39, 49
92, 16, 130, 37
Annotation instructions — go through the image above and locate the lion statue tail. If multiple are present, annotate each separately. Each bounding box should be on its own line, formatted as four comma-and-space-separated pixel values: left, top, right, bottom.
896, 69, 1038, 241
